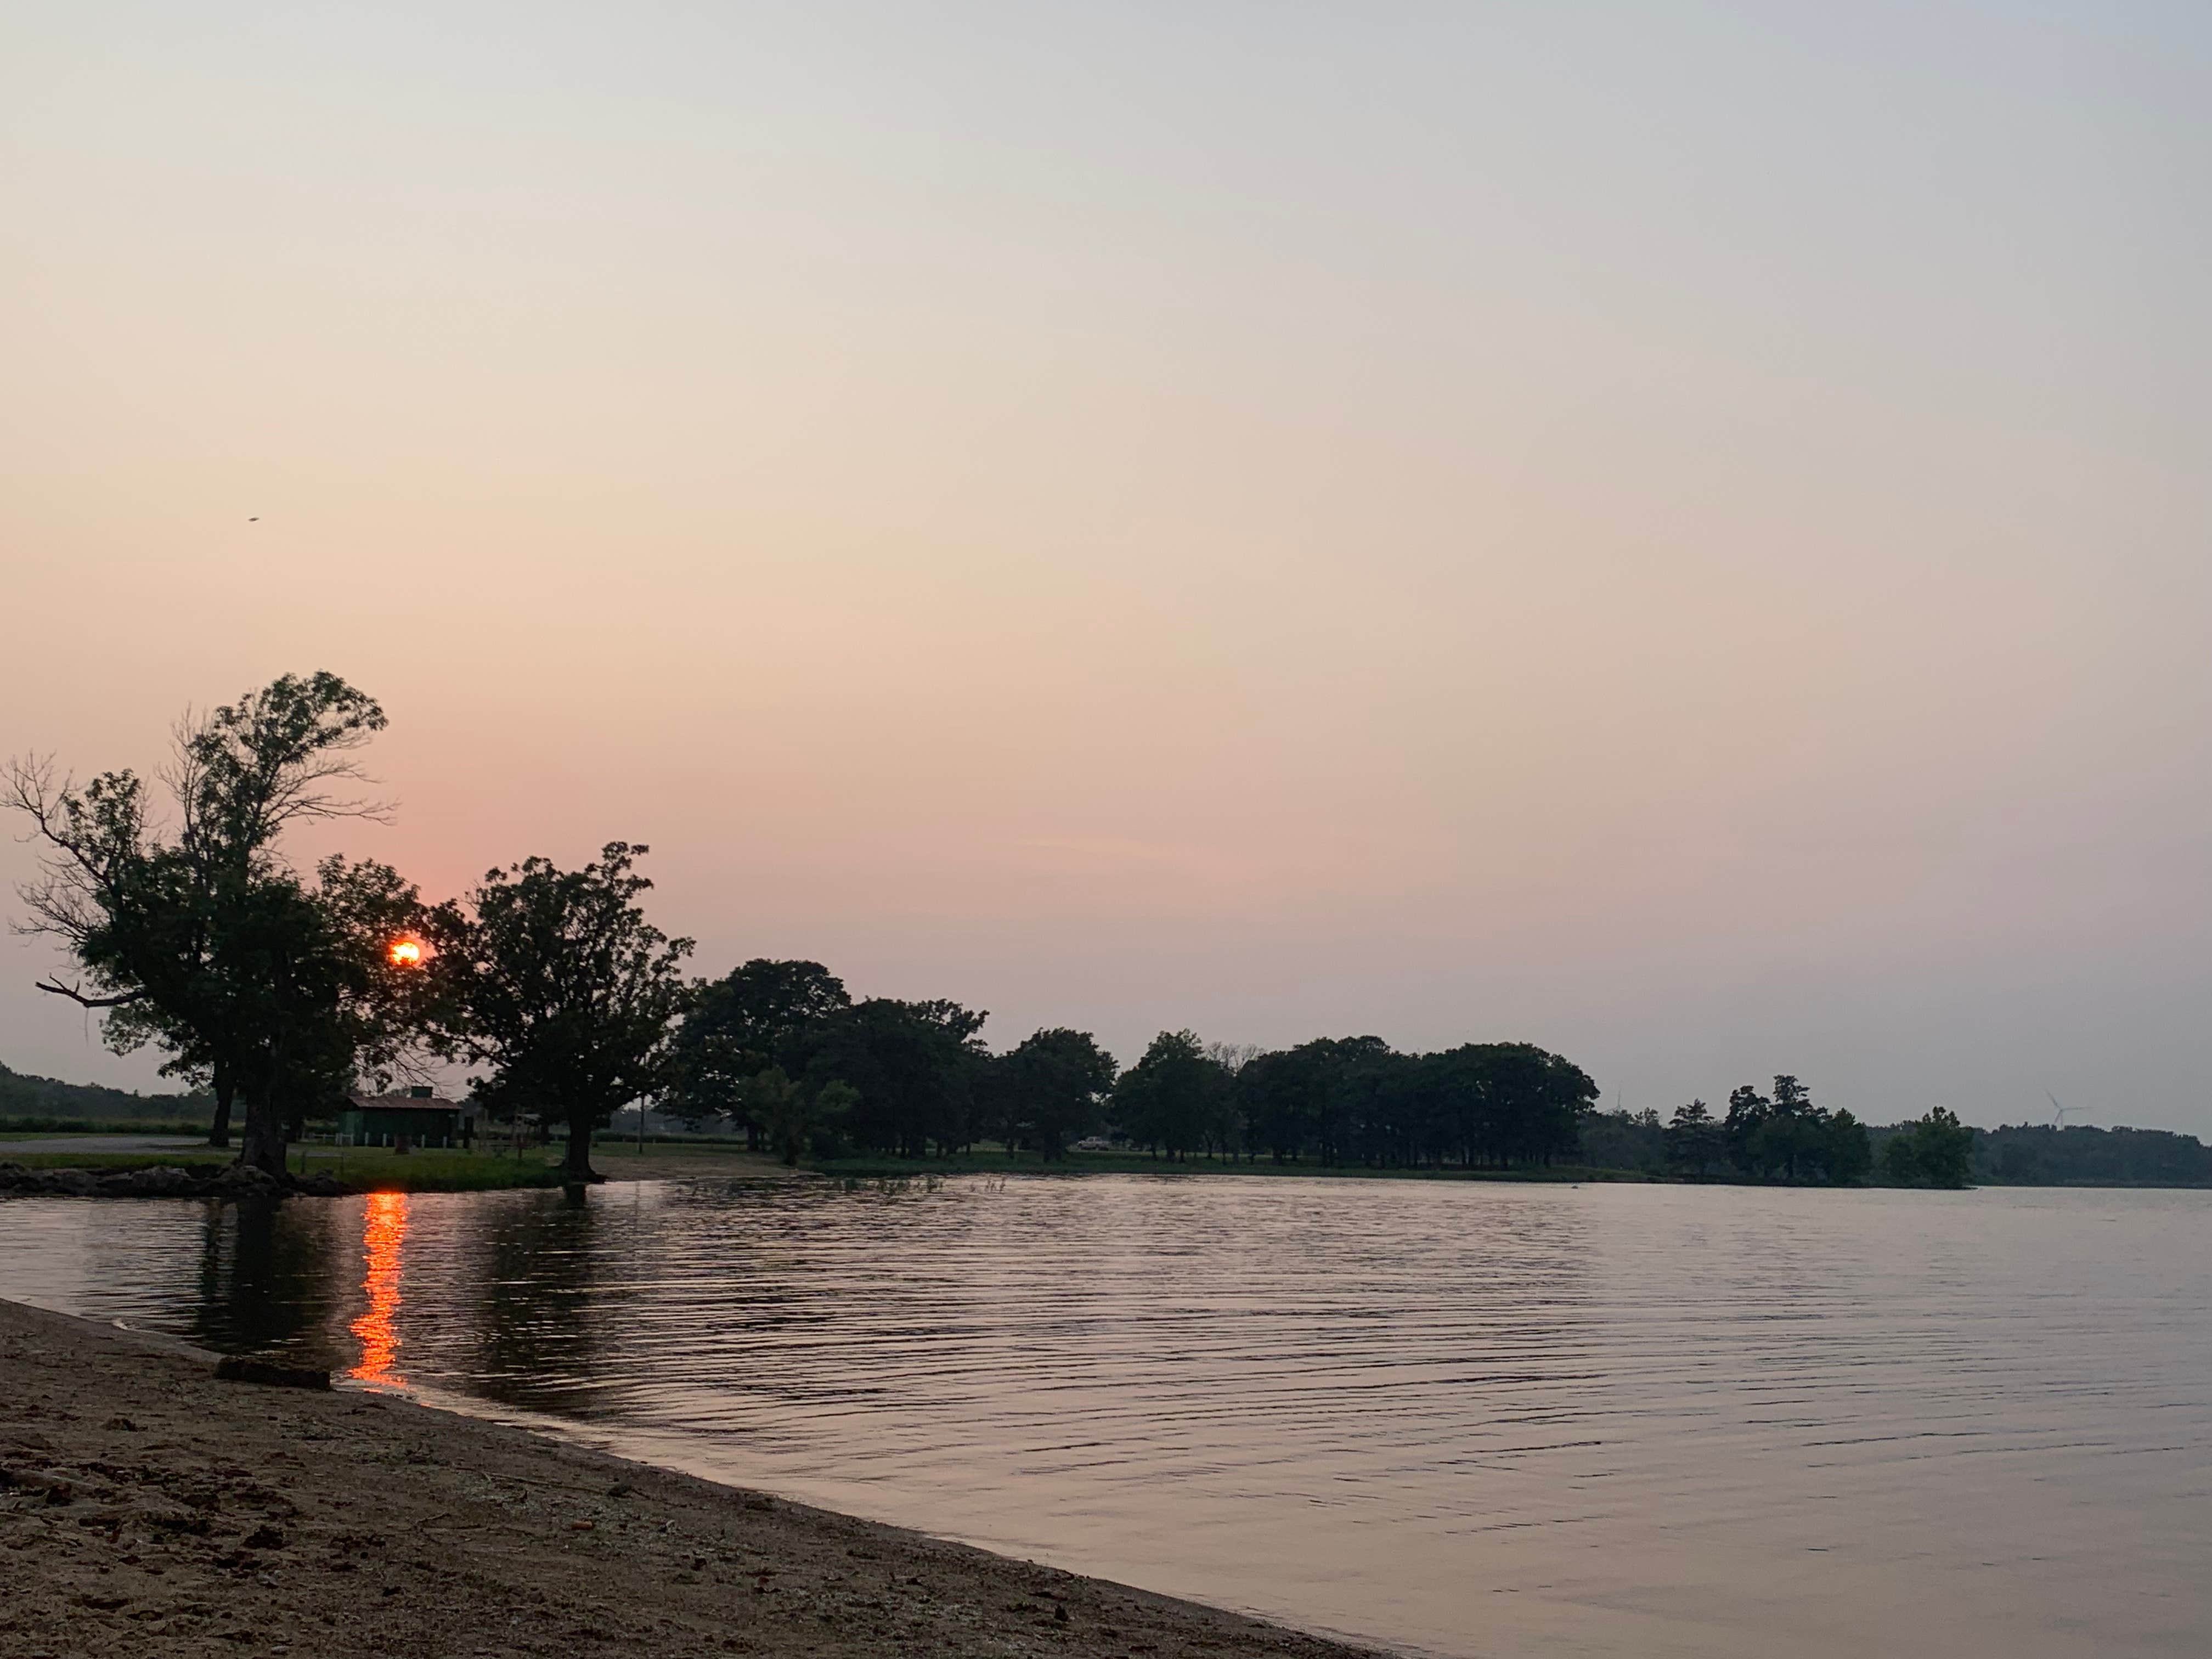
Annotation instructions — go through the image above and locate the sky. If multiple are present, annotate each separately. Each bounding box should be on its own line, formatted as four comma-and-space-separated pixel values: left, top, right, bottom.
4, 1, 2209, 1130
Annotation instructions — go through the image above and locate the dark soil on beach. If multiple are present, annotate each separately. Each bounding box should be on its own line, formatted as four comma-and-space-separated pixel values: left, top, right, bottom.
0, 1297, 1390, 1659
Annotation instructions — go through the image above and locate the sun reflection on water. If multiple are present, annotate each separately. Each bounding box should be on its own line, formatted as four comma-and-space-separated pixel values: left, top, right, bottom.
348, 1191, 409, 1388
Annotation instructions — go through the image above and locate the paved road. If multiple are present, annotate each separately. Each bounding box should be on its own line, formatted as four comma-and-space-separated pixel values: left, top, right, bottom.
0, 1135, 210, 1154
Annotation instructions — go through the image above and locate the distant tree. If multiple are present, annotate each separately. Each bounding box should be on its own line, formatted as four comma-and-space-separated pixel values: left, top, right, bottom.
427, 843, 693, 1183
995, 1028, 1117, 1159
1759, 1074, 1818, 1181
1237, 1045, 1321, 1163
1471, 1042, 1596, 1167
1664, 1099, 1724, 1176
1923, 1110, 1972, 1187
1884, 1106, 1973, 1189
1402, 1047, 1486, 1169
669, 960, 850, 1141
1821, 1108, 1874, 1186
1110, 1030, 1231, 1161
0, 1059, 210, 1123
7, 673, 413, 1173
804, 997, 988, 1156
1977, 1122, 2212, 1187
810, 1081, 860, 1159
1578, 1108, 1667, 1173
1234, 1037, 1413, 1167
1709, 1076, 1871, 1184
1323, 1037, 1402, 1166
1724, 1084, 1773, 1177
740, 1068, 858, 1165
1202, 1041, 1262, 1074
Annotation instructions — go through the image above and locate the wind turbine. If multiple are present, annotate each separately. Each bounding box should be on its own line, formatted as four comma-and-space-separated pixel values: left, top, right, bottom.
2045, 1090, 2086, 1128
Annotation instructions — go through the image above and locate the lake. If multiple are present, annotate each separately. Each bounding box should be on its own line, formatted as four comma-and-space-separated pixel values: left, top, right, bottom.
1, 1174, 2205, 1657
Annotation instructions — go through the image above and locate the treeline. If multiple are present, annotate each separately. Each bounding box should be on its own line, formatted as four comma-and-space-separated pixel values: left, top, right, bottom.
20, 670, 2203, 1193
1975, 1122, 2212, 1187
667, 967, 1599, 1169
1582, 1087, 1987, 1188
1579, 1078, 1878, 1186
0, 1060, 209, 1124
2, 672, 1599, 1184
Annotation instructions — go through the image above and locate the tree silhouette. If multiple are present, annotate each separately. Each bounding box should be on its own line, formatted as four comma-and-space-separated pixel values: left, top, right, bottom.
428, 843, 692, 1183
7, 673, 416, 1173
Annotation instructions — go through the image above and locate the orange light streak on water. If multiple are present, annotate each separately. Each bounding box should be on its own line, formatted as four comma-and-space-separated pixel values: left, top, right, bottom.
348, 1191, 409, 1388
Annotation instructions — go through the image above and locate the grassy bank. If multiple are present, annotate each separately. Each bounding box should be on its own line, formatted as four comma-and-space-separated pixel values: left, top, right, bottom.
0, 1145, 568, 1193
1, 1136, 788, 1193
2, 1131, 1672, 1192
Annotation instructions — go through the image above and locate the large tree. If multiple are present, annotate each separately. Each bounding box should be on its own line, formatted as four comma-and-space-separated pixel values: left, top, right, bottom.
1883, 1105, 1974, 1189
804, 997, 989, 1156
1720, 1075, 1872, 1185
1109, 1030, 1231, 1161
994, 1028, 1117, 1160
6, 673, 413, 1173
1236, 1037, 1400, 1167
1664, 1098, 1725, 1176
667, 959, 850, 1141
427, 842, 693, 1183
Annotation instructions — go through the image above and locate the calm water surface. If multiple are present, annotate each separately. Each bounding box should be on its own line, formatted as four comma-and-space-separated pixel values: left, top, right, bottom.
2, 1175, 2206, 1658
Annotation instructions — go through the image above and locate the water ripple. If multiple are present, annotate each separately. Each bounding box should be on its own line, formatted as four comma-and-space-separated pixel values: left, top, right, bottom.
2, 1177, 2208, 1657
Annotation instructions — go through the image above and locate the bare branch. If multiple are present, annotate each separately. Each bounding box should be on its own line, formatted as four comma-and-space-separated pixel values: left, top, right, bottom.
35, 977, 147, 1009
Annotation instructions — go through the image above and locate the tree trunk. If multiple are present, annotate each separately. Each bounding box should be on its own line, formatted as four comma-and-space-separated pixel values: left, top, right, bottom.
564, 1106, 601, 1182
207, 1062, 235, 1149
238, 1093, 289, 1178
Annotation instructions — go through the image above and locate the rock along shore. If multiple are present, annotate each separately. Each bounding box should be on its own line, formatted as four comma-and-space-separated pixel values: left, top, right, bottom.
0, 1161, 348, 1200
0, 1297, 1392, 1659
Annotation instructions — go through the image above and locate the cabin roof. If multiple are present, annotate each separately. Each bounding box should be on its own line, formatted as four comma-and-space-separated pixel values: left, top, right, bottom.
345, 1093, 465, 1112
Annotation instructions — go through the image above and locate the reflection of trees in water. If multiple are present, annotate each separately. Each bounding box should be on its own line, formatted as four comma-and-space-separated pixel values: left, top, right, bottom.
472, 1191, 607, 1417
182, 1197, 343, 1364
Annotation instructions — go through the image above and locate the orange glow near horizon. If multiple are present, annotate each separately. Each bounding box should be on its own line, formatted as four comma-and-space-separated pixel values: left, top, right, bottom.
348, 1190, 409, 1389
1, 4, 2205, 1137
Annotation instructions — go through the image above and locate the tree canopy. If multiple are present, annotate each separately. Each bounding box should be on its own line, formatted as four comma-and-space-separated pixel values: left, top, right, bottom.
665, 959, 850, 1138
6, 672, 2034, 1201
800, 997, 989, 1158
426, 842, 693, 1182
990, 1028, 1118, 1159
5, 673, 417, 1172
1882, 1106, 1974, 1189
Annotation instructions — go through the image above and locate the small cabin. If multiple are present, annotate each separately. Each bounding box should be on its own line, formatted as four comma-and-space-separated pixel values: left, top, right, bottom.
340, 1086, 471, 1149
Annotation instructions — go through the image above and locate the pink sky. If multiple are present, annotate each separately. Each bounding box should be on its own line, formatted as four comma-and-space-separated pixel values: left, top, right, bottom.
5, 3, 2208, 1128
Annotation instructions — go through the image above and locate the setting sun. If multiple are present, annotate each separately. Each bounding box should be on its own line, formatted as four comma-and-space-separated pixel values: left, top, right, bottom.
387, 938, 424, 968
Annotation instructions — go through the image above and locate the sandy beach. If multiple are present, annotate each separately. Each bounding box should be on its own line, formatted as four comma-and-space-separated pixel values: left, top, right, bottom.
0, 1296, 1388, 1659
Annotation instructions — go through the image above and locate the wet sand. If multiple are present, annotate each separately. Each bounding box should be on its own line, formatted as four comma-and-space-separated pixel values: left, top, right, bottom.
0, 1296, 1389, 1659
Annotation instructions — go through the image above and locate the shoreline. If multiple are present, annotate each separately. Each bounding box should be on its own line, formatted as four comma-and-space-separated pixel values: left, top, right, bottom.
0, 1295, 1393, 1659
